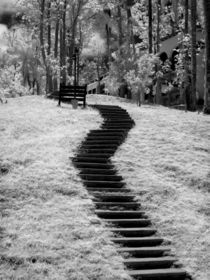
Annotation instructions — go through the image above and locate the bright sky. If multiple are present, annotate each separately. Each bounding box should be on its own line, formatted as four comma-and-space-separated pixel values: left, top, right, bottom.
0, 0, 17, 50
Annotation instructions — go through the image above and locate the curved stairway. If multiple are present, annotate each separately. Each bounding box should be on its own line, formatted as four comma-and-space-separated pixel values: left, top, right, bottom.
73, 105, 190, 280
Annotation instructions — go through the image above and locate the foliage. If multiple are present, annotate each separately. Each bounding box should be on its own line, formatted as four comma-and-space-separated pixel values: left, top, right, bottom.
125, 53, 159, 105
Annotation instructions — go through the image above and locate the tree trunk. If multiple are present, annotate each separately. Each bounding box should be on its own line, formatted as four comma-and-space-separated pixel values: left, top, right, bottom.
61, 0, 67, 85
54, 13, 59, 91
184, 0, 189, 34
96, 60, 101, 95
39, 0, 48, 93
148, 0, 153, 53
156, 0, 161, 53
190, 0, 197, 111
47, 1, 53, 92
172, 0, 178, 34
117, 5, 123, 52
106, 23, 111, 68
203, 0, 210, 113
105, 8, 111, 68
155, 0, 161, 104
126, 5, 135, 56
60, 20, 63, 86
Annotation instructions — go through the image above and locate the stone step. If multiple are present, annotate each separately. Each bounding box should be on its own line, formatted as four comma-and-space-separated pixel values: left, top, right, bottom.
110, 227, 156, 237
111, 237, 164, 247
93, 193, 135, 202
80, 174, 123, 181
100, 110, 128, 113
93, 105, 124, 109
95, 210, 146, 219
117, 247, 171, 258
84, 181, 125, 188
94, 202, 140, 210
73, 157, 109, 164
81, 144, 119, 149
102, 114, 132, 118
102, 124, 133, 129
103, 116, 133, 120
128, 268, 186, 279
79, 148, 116, 154
103, 116, 131, 120
85, 134, 125, 141
124, 257, 177, 270
79, 168, 117, 175
87, 133, 125, 138
95, 107, 126, 111
87, 188, 130, 193
83, 139, 122, 145
97, 108, 127, 111
82, 139, 121, 145
88, 130, 126, 135
104, 219, 151, 227
90, 129, 127, 133
105, 120, 134, 124
77, 153, 112, 159
73, 162, 115, 169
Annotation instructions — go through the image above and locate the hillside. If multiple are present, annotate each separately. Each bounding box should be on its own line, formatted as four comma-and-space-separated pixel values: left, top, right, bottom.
0, 95, 209, 280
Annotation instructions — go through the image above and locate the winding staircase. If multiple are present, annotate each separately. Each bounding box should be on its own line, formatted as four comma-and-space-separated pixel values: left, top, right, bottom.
73, 104, 191, 280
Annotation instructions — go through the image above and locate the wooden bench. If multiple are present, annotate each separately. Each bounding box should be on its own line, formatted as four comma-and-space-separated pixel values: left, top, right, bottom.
58, 84, 87, 107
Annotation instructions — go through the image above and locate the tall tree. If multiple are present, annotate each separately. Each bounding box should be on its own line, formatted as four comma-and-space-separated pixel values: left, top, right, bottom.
148, 0, 153, 53
190, 0, 197, 110
184, 0, 189, 34
156, 0, 161, 53
47, 0, 53, 92
203, 0, 210, 113
117, 4, 123, 53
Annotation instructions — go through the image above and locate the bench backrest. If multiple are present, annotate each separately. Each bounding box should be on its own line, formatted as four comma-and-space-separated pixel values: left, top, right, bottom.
58, 85, 87, 107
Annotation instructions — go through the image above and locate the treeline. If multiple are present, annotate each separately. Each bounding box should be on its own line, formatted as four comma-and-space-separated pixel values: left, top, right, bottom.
0, 0, 210, 113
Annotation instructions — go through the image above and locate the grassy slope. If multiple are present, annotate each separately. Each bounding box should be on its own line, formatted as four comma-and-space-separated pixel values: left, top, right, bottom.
88, 94, 210, 280
0, 96, 130, 280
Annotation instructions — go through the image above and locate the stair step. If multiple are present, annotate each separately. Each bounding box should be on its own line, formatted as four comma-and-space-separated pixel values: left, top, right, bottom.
82, 140, 121, 145
111, 237, 164, 247
128, 268, 186, 279
79, 168, 117, 175
86, 134, 125, 139
88, 131, 126, 136
88, 188, 130, 193
74, 162, 115, 169
95, 210, 145, 219
94, 202, 139, 210
103, 117, 131, 120
124, 257, 177, 270
79, 148, 116, 154
103, 115, 132, 119
102, 125, 133, 129
104, 219, 151, 227
104, 116, 133, 120
110, 227, 156, 237
77, 153, 111, 159
117, 247, 171, 258
86, 135, 124, 139
90, 129, 127, 132
95, 107, 126, 111
73, 157, 109, 163
80, 174, 123, 181
105, 120, 134, 124
82, 144, 119, 149
84, 181, 125, 188
93, 193, 135, 202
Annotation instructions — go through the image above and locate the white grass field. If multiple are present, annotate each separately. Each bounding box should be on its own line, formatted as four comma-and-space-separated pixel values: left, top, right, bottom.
0, 96, 130, 280
0, 95, 209, 280
89, 94, 210, 280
